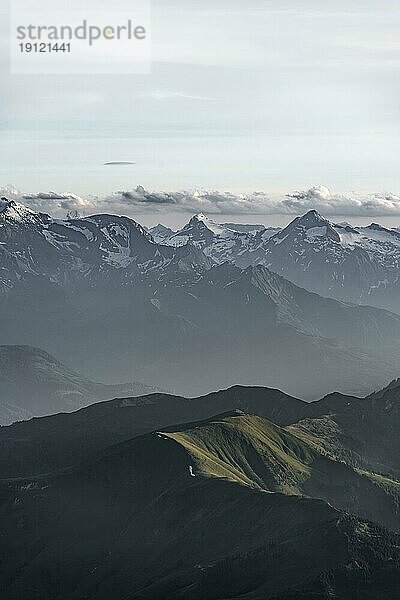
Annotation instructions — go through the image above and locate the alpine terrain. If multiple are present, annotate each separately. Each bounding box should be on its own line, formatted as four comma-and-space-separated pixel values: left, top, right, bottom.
0, 382, 399, 599
1, 198, 400, 399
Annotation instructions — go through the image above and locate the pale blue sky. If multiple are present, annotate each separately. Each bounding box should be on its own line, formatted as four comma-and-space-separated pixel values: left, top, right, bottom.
1, 0, 400, 222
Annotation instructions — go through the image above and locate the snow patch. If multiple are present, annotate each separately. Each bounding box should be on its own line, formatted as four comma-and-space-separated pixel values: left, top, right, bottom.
306, 226, 327, 239
61, 223, 95, 241
193, 214, 225, 236
42, 229, 80, 249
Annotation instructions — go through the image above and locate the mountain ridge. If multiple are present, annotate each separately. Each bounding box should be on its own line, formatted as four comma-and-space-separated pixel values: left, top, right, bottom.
1, 394, 399, 599
159, 208, 400, 314
1, 378, 400, 481
0, 345, 162, 425
1, 200, 400, 399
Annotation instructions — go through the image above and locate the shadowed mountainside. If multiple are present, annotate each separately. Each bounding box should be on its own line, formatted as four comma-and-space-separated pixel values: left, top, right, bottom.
0, 345, 161, 425
0, 408, 399, 599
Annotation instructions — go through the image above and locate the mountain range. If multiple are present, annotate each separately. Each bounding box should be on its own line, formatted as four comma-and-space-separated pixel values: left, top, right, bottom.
153, 210, 400, 314
2, 197, 399, 598
0, 198, 210, 294
1, 382, 399, 599
1, 198, 400, 399
0, 345, 161, 425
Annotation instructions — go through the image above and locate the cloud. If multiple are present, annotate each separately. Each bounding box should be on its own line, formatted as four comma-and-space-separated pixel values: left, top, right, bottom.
282, 185, 400, 216
104, 161, 136, 166
2, 184, 400, 219
21, 191, 94, 213
117, 187, 178, 205
0, 186, 96, 217
104, 185, 400, 217
104, 187, 272, 213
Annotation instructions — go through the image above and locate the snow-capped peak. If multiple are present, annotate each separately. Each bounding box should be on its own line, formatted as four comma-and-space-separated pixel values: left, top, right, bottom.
186, 213, 225, 235
367, 223, 388, 232
0, 198, 37, 222
189, 213, 215, 228
269, 209, 341, 246
152, 223, 175, 234
192, 212, 207, 221
148, 223, 176, 243
336, 221, 352, 229
296, 209, 329, 228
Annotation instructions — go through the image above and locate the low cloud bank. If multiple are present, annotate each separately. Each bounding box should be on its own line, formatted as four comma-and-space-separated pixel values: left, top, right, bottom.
1, 184, 400, 219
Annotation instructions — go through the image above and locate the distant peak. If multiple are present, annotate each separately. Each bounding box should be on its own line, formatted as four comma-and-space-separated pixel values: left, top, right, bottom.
336, 221, 352, 228
0, 197, 12, 210
278, 209, 328, 234
151, 223, 175, 233
191, 212, 208, 222
367, 222, 386, 232
298, 209, 327, 225
185, 213, 225, 236
273, 208, 342, 244
0, 198, 36, 221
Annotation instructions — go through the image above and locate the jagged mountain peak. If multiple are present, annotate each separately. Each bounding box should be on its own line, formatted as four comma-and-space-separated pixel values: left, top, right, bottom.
290, 208, 331, 229
150, 223, 176, 235
144, 209, 400, 314
165, 213, 228, 247
272, 208, 340, 244
0, 202, 213, 289
300, 208, 326, 222
186, 213, 224, 234
191, 212, 207, 221
0, 198, 37, 222
148, 224, 178, 244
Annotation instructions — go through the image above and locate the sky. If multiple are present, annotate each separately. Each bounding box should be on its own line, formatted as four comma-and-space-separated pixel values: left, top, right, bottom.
1, 0, 400, 226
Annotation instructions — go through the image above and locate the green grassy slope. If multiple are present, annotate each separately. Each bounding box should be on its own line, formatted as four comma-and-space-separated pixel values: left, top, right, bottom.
290, 382, 400, 479
161, 412, 400, 531
0, 410, 399, 600
0, 386, 305, 478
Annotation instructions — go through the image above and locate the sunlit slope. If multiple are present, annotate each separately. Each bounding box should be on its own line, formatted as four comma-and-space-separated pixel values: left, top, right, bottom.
1, 410, 399, 600
160, 411, 400, 531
